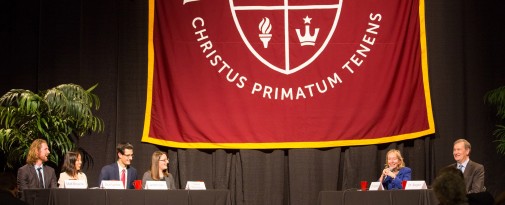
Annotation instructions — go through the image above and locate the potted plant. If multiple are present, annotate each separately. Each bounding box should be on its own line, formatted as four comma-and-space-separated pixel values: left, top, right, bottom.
0, 83, 104, 171
485, 85, 505, 155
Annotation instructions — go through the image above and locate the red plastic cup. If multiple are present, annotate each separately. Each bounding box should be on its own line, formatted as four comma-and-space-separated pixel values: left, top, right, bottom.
402, 180, 407, 189
360, 181, 368, 191
133, 180, 142, 190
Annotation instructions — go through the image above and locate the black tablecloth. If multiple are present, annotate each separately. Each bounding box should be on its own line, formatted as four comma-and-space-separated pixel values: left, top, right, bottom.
23, 189, 231, 205
318, 189, 439, 205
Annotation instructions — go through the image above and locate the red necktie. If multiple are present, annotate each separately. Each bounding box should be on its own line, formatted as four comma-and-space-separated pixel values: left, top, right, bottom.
121, 169, 126, 189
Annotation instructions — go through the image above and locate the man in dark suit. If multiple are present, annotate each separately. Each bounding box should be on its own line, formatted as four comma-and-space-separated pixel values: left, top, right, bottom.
17, 139, 58, 194
17, 139, 58, 199
98, 142, 138, 189
448, 139, 485, 194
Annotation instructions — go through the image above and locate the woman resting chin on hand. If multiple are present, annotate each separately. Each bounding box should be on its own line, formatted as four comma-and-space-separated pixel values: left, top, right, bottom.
378, 149, 411, 190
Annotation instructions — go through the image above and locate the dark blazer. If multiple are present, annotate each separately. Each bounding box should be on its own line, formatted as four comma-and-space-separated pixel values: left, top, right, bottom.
98, 162, 138, 189
17, 164, 58, 191
448, 160, 485, 193
382, 167, 412, 190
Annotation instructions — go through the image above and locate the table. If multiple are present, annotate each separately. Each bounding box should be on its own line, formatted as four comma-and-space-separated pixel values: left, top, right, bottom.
23, 189, 231, 205
318, 189, 439, 205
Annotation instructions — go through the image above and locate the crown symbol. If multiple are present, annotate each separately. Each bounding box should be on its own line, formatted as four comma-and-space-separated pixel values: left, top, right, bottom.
296, 16, 319, 46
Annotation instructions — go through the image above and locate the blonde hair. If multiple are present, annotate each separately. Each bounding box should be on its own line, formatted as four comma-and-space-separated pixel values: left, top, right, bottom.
26, 139, 47, 164
150, 151, 169, 180
384, 149, 405, 169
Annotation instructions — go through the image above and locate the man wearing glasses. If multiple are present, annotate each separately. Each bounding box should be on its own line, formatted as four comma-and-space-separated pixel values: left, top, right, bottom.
98, 143, 138, 189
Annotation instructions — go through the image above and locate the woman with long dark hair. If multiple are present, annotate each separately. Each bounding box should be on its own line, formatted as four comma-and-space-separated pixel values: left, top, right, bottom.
58, 151, 87, 188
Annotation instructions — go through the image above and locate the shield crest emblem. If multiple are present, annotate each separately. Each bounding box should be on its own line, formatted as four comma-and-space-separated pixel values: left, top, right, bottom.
229, 0, 343, 75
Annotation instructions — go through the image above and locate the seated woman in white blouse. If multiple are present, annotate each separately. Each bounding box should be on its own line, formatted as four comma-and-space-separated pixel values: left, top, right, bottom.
58, 151, 88, 188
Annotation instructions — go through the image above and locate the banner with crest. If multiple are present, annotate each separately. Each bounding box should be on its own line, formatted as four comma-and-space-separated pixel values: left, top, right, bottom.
142, 0, 434, 148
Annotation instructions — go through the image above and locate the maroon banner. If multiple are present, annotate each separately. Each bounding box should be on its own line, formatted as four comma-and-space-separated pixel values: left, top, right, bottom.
142, 0, 434, 148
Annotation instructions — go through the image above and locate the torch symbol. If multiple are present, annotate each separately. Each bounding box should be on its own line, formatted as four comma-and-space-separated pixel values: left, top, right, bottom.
258, 17, 272, 48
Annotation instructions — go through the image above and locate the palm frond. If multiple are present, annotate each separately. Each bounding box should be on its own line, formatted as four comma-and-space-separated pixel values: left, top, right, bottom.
0, 128, 31, 168
0, 83, 103, 169
493, 125, 505, 155
485, 86, 505, 120
485, 86, 505, 156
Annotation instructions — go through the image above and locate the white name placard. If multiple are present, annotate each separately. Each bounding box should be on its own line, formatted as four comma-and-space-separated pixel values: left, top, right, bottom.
145, 181, 168, 190
64, 180, 87, 189
368, 182, 384, 191
405, 180, 427, 190
185, 181, 206, 190
100, 180, 125, 189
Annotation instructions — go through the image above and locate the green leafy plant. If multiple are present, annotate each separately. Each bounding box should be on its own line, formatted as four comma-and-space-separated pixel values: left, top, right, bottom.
0, 83, 104, 170
484, 85, 505, 155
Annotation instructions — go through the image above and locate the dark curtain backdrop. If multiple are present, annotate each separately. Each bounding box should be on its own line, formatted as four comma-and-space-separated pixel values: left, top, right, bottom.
1, 0, 505, 205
